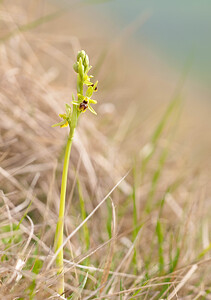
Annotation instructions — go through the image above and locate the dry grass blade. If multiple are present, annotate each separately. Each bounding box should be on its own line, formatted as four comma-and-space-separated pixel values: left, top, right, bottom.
167, 264, 198, 300
0, 8, 65, 44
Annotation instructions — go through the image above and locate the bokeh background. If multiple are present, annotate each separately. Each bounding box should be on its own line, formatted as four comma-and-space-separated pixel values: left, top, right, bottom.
48, 0, 211, 163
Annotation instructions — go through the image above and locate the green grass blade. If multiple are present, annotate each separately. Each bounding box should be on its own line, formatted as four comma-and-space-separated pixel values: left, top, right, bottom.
156, 219, 164, 273
119, 279, 123, 300
77, 178, 90, 265
141, 52, 193, 178
1, 200, 32, 259
70, 272, 89, 300
141, 96, 181, 177
169, 247, 180, 273
198, 242, 211, 259
145, 145, 169, 213
106, 199, 112, 239
132, 167, 138, 274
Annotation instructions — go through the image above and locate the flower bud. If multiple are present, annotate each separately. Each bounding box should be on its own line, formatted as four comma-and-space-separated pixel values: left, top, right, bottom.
77, 50, 86, 62
73, 62, 79, 73
84, 54, 89, 72
78, 57, 84, 79
84, 54, 89, 66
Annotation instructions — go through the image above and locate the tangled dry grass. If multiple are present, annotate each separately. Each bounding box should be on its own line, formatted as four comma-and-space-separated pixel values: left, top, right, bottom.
0, 1, 211, 299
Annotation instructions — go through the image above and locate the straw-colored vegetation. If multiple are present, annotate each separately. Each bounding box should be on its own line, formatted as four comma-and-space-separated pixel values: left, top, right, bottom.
0, 1, 211, 299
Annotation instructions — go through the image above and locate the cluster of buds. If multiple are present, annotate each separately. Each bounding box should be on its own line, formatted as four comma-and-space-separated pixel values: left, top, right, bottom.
73, 50, 91, 81
73, 50, 98, 114
72, 50, 98, 114
53, 50, 98, 128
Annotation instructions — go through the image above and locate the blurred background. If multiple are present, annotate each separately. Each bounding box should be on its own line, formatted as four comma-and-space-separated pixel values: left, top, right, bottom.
49, 0, 211, 162
56, 0, 211, 87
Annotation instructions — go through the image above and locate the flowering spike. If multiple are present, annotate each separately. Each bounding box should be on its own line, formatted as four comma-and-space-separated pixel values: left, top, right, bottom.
52, 50, 98, 129
53, 50, 99, 295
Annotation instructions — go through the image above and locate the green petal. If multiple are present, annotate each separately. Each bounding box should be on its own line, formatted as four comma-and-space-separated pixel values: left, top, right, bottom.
52, 120, 67, 127
84, 80, 93, 86
88, 66, 92, 72
94, 80, 98, 88
88, 104, 97, 115
59, 113, 67, 120
65, 104, 71, 117
65, 103, 71, 109
77, 94, 84, 101
89, 99, 97, 104
72, 101, 80, 106
86, 86, 94, 97
60, 121, 69, 128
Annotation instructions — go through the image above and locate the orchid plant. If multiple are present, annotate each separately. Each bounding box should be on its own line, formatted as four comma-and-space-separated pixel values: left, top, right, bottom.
53, 50, 98, 296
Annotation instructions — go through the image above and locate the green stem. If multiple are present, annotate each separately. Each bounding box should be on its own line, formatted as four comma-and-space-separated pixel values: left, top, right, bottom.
54, 73, 82, 296
54, 124, 76, 295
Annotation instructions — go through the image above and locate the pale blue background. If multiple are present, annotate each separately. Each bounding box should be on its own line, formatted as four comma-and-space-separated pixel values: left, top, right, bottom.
55, 0, 211, 86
